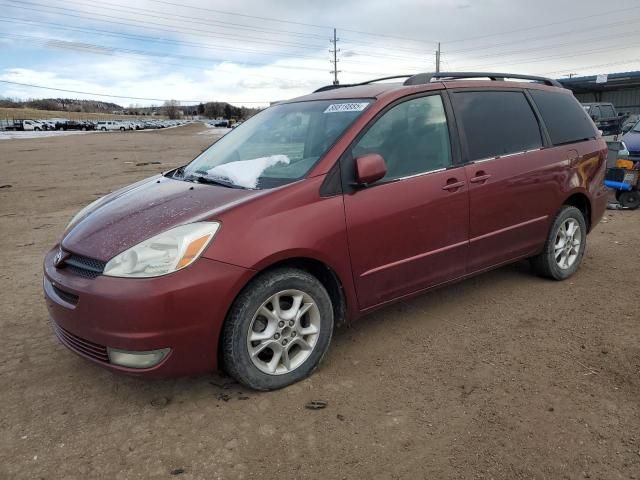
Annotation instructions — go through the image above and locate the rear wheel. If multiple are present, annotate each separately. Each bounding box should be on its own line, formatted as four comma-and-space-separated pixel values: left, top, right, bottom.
619, 190, 640, 210
120, 127, 125, 131
222, 268, 334, 390
531, 206, 587, 280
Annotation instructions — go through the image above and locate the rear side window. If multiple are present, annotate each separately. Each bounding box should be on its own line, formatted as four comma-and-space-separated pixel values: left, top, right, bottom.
451, 90, 542, 161
529, 90, 597, 145
600, 105, 615, 118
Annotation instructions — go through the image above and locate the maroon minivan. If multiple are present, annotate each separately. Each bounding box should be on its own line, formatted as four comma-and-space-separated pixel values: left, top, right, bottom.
44, 72, 608, 390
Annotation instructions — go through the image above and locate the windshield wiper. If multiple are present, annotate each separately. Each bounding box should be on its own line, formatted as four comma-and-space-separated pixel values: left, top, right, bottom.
185, 173, 246, 189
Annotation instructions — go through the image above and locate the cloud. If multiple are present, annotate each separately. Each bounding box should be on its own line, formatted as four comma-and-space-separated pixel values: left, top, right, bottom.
1, 0, 638, 106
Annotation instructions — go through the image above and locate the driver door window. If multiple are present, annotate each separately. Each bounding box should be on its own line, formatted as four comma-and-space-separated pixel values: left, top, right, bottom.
352, 95, 452, 181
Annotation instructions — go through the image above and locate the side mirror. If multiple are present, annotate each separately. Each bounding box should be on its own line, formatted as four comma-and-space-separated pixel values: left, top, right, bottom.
355, 154, 387, 186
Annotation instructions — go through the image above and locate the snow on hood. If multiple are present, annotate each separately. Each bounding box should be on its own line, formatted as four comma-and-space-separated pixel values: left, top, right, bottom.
206, 155, 290, 189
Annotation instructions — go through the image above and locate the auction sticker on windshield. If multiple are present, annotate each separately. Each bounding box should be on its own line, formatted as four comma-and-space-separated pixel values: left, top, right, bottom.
324, 102, 369, 113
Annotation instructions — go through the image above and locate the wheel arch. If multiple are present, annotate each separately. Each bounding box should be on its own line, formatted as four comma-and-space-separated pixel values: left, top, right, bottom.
216, 255, 350, 371
562, 191, 592, 232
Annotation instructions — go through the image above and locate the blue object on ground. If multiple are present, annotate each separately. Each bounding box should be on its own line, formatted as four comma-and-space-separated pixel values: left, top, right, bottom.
604, 180, 633, 191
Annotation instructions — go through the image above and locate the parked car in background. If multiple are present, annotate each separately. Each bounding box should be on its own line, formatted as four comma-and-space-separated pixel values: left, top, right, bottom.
214, 120, 230, 127
622, 114, 639, 133
622, 120, 640, 161
582, 102, 623, 136
55, 120, 95, 131
96, 121, 126, 131
41, 120, 57, 131
44, 72, 608, 390
23, 120, 44, 131
4, 119, 44, 131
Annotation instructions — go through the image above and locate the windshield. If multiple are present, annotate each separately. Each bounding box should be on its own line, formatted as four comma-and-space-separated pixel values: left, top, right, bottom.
178, 99, 372, 189
634, 121, 640, 133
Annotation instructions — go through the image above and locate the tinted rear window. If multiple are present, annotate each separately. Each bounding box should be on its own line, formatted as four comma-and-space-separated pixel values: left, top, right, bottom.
529, 90, 597, 145
451, 90, 542, 161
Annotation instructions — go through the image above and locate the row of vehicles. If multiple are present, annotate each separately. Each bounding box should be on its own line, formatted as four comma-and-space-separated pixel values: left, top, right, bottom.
1, 119, 187, 132
581, 102, 639, 137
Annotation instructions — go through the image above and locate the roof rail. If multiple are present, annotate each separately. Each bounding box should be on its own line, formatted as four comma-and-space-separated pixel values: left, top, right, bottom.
313, 75, 415, 93
404, 72, 563, 88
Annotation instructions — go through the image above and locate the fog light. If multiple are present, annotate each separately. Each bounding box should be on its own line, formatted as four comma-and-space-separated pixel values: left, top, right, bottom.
107, 347, 170, 369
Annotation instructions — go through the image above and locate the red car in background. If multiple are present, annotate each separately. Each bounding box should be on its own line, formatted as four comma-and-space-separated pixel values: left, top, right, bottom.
44, 72, 608, 390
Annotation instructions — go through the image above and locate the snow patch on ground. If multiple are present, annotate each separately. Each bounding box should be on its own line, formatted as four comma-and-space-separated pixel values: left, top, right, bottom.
0, 130, 93, 140
206, 155, 290, 189
198, 127, 231, 135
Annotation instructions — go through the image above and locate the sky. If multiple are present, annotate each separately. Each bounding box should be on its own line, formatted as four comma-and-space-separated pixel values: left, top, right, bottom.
0, 0, 639, 107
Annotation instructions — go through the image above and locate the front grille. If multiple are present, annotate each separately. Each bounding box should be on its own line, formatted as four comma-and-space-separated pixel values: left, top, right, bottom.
62, 254, 106, 279
52, 285, 79, 306
52, 322, 109, 363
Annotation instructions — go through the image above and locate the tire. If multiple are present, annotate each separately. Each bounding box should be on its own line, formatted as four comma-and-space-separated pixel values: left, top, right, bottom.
531, 206, 587, 280
120, 127, 125, 131
619, 190, 640, 210
34, 127, 41, 131
101, 127, 106, 131
222, 268, 334, 391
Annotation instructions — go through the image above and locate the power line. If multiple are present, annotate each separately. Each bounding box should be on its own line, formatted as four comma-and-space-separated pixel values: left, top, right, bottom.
1, 1, 428, 64
543, 59, 640, 76
142, 0, 438, 46
0, 32, 401, 78
448, 30, 640, 63
458, 44, 640, 70
446, 17, 640, 54
0, 79, 270, 104
444, 4, 640, 44
2, 0, 325, 51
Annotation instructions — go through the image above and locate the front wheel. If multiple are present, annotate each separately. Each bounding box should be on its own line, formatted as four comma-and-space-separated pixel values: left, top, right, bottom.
531, 206, 587, 280
222, 268, 334, 390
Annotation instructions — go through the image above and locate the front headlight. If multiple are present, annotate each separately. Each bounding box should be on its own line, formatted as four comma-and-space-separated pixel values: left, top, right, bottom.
103, 222, 220, 278
66, 197, 104, 231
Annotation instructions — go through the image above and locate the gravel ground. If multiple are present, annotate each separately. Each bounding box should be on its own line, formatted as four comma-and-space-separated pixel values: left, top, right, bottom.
1, 123, 639, 480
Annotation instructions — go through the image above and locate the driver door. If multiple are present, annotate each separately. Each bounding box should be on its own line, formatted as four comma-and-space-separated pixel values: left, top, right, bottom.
342, 94, 470, 310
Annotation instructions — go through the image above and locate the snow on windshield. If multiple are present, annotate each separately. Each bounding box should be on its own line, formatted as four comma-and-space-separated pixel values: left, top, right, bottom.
205, 155, 290, 189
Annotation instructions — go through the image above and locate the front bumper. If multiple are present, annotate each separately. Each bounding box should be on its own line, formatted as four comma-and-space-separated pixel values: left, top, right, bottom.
43, 247, 254, 377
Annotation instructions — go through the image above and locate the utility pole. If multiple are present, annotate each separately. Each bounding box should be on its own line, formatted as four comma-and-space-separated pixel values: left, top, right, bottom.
435, 42, 441, 73
330, 28, 340, 85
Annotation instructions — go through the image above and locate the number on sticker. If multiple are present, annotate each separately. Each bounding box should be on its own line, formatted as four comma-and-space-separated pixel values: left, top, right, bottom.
324, 103, 369, 113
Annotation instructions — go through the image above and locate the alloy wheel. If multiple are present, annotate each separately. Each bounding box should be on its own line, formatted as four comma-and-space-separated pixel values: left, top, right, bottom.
554, 218, 582, 269
246, 289, 321, 375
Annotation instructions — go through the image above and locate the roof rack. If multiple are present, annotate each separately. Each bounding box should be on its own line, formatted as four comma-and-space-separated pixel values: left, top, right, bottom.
313, 75, 414, 93
404, 72, 563, 88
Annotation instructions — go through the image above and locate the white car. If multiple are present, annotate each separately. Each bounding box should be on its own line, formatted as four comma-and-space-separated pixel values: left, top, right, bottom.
22, 120, 44, 131
97, 121, 127, 132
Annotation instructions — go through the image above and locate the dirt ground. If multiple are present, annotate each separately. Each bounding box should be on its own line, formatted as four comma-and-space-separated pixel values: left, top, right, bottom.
1, 123, 639, 480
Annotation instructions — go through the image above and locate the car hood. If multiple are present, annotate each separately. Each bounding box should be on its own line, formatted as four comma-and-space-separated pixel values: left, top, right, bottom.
62, 175, 266, 262
622, 130, 640, 152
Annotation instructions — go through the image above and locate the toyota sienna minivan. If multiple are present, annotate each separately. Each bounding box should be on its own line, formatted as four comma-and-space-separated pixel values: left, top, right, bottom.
44, 72, 608, 390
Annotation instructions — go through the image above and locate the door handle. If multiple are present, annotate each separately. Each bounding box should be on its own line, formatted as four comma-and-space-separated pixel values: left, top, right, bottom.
442, 180, 466, 191
470, 174, 492, 184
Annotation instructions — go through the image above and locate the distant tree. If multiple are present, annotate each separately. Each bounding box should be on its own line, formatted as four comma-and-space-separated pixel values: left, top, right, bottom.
197, 102, 205, 115
163, 99, 181, 119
